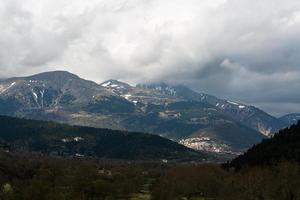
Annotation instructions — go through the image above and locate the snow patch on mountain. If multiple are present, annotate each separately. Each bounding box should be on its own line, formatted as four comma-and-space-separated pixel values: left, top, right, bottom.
121, 94, 132, 100
101, 81, 111, 87
154, 86, 177, 96
227, 101, 239, 106
62, 136, 84, 143
29, 80, 38, 83
0, 82, 16, 94
40, 89, 45, 108
101, 80, 130, 90
227, 100, 246, 109
214, 100, 247, 110
31, 89, 39, 106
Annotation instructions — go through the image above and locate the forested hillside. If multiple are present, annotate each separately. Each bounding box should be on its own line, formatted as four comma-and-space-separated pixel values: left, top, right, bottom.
229, 121, 300, 169
0, 115, 204, 161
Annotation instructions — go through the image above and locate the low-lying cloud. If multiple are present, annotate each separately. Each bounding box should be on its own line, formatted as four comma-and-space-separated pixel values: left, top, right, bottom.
0, 0, 300, 116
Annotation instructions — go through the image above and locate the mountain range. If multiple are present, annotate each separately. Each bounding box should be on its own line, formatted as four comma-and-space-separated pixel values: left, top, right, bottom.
0, 71, 297, 154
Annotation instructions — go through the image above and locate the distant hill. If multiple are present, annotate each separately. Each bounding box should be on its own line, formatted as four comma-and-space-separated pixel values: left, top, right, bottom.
0, 115, 205, 161
280, 113, 300, 126
228, 121, 300, 169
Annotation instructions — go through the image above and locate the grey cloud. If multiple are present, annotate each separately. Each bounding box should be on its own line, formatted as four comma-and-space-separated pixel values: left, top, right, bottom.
0, 0, 299, 116
0, 0, 94, 73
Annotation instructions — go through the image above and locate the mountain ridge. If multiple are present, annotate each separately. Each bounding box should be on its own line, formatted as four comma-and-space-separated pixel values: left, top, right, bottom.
0, 70, 292, 154
139, 82, 287, 136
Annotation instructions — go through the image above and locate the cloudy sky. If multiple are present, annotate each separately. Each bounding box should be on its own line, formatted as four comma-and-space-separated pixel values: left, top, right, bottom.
0, 0, 300, 116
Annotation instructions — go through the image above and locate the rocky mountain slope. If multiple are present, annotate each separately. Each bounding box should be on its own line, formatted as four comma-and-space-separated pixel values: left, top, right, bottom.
139, 83, 286, 136
0, 71, 291, 154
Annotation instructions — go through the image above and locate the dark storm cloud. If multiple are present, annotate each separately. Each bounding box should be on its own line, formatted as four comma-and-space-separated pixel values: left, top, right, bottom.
0, 0, 299, 116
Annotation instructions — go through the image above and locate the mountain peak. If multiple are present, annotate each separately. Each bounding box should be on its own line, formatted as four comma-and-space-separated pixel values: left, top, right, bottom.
28, 70, 80, 81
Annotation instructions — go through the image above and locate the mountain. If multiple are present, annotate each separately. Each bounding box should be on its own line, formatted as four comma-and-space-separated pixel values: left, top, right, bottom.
139, 83, 286, 136
0, 115, 205, 160
280, 113, 300, 126
228, 121, 300, 169
0, 71, 114, 111
0, 71, 275, 154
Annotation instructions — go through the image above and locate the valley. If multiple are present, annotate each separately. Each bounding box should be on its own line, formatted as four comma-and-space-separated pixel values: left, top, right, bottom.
1, 0, 299, 199
1, 120, 300, 200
